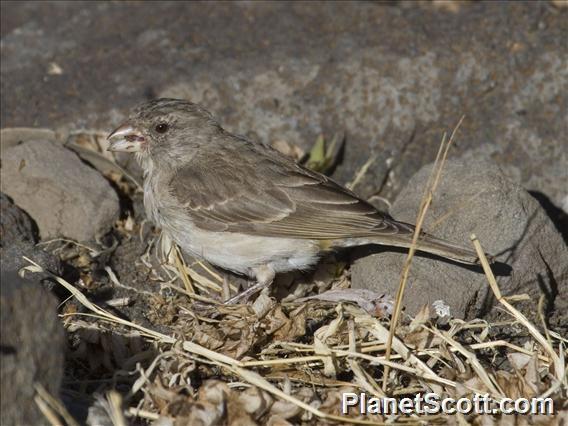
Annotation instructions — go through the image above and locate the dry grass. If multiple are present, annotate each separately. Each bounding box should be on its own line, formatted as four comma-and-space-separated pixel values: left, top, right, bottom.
383, 117, 465, 391
21, 128, 568, 425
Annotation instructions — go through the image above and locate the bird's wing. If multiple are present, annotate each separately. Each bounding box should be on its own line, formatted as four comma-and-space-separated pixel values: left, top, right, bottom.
169, 142, 413, 240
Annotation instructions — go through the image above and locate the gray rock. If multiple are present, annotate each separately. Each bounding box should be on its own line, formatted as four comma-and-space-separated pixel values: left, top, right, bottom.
351, 156, 568, 326
0, 192, 36, 246
0, 139, 120, 242
0, 271, 66, 426
0, 127, 64, 160
0, 192, 61, 290
1, 2, 566, 210
1, 243, 62, 290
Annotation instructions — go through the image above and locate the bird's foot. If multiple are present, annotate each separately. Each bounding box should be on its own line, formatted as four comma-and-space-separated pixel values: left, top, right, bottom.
223, 280, 270, 304
223, 265, 275, 305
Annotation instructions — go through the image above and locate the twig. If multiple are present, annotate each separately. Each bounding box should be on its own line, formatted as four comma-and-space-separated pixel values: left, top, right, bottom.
470, 235, 565, 384
35, 383, 79, 426
382, 116, 465, 391
174, 244, 195, 294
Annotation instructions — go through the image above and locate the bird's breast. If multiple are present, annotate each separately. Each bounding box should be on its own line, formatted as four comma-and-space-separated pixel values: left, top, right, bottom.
143, 180, 162, 226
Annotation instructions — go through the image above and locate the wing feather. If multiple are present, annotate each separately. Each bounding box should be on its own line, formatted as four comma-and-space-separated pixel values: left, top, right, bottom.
169, 137, 413, 239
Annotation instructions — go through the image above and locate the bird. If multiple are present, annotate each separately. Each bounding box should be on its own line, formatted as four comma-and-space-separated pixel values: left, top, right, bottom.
108, 98, 484, 303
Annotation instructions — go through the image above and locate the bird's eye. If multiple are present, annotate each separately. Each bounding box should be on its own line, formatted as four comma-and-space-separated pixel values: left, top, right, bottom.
155, 123, 169, 133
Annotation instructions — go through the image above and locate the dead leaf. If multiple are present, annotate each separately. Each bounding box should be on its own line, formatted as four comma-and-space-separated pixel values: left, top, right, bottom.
297, 288, 393, 317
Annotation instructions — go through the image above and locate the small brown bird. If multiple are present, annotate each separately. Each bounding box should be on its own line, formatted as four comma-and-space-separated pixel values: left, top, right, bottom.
108, 99, 482, 303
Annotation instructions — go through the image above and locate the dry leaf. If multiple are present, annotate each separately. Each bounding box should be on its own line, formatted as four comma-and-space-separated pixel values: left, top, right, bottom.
297, 288, 393, 317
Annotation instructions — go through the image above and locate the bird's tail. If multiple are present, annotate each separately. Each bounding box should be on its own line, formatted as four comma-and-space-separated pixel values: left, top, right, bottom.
341, 231, 489, 265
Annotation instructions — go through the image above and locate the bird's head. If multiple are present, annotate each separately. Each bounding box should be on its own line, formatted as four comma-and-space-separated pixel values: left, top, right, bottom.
107, 98, 220, 165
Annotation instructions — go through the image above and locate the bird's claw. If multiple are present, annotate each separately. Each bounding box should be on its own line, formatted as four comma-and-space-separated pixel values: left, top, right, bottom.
223, 281, 271, 305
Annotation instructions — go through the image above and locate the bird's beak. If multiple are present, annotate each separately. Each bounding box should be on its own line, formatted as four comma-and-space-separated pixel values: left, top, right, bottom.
107, 123, 146, 152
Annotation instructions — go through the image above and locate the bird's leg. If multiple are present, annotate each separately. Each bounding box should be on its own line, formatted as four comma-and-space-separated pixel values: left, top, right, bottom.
222, 275, 231, 301
224, 265, 275, 304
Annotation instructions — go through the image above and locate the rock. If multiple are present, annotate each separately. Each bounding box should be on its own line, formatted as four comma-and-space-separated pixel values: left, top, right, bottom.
0, 192, 37, 246
1, 243, 62, 291
1, 127, 139, 191
0, 127, 64, 160
1, 3, 566, 211
0, 271, 66, 426
351, 156, 568, 327
0, 192, 61, 290
0, 139, 120, 242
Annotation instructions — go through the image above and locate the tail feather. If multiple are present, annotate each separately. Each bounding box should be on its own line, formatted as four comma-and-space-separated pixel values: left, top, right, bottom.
340, 232, 488, 265
403, 233, 480, 265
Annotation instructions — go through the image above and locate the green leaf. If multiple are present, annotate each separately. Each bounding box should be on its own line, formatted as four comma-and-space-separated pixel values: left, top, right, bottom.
305, 134, 339, 174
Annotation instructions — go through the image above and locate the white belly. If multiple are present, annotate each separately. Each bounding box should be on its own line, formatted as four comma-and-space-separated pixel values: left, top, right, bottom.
166, 219, 321, 277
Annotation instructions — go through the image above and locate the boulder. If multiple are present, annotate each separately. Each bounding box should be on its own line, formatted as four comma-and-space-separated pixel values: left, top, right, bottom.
351, 156, 568, 328
0, 192, 37, 246
0, 127, 64, 159
0, 271, 66, 426
2, 2, 566, 210
0, 139, 120, 242
0, 192, 62, 290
